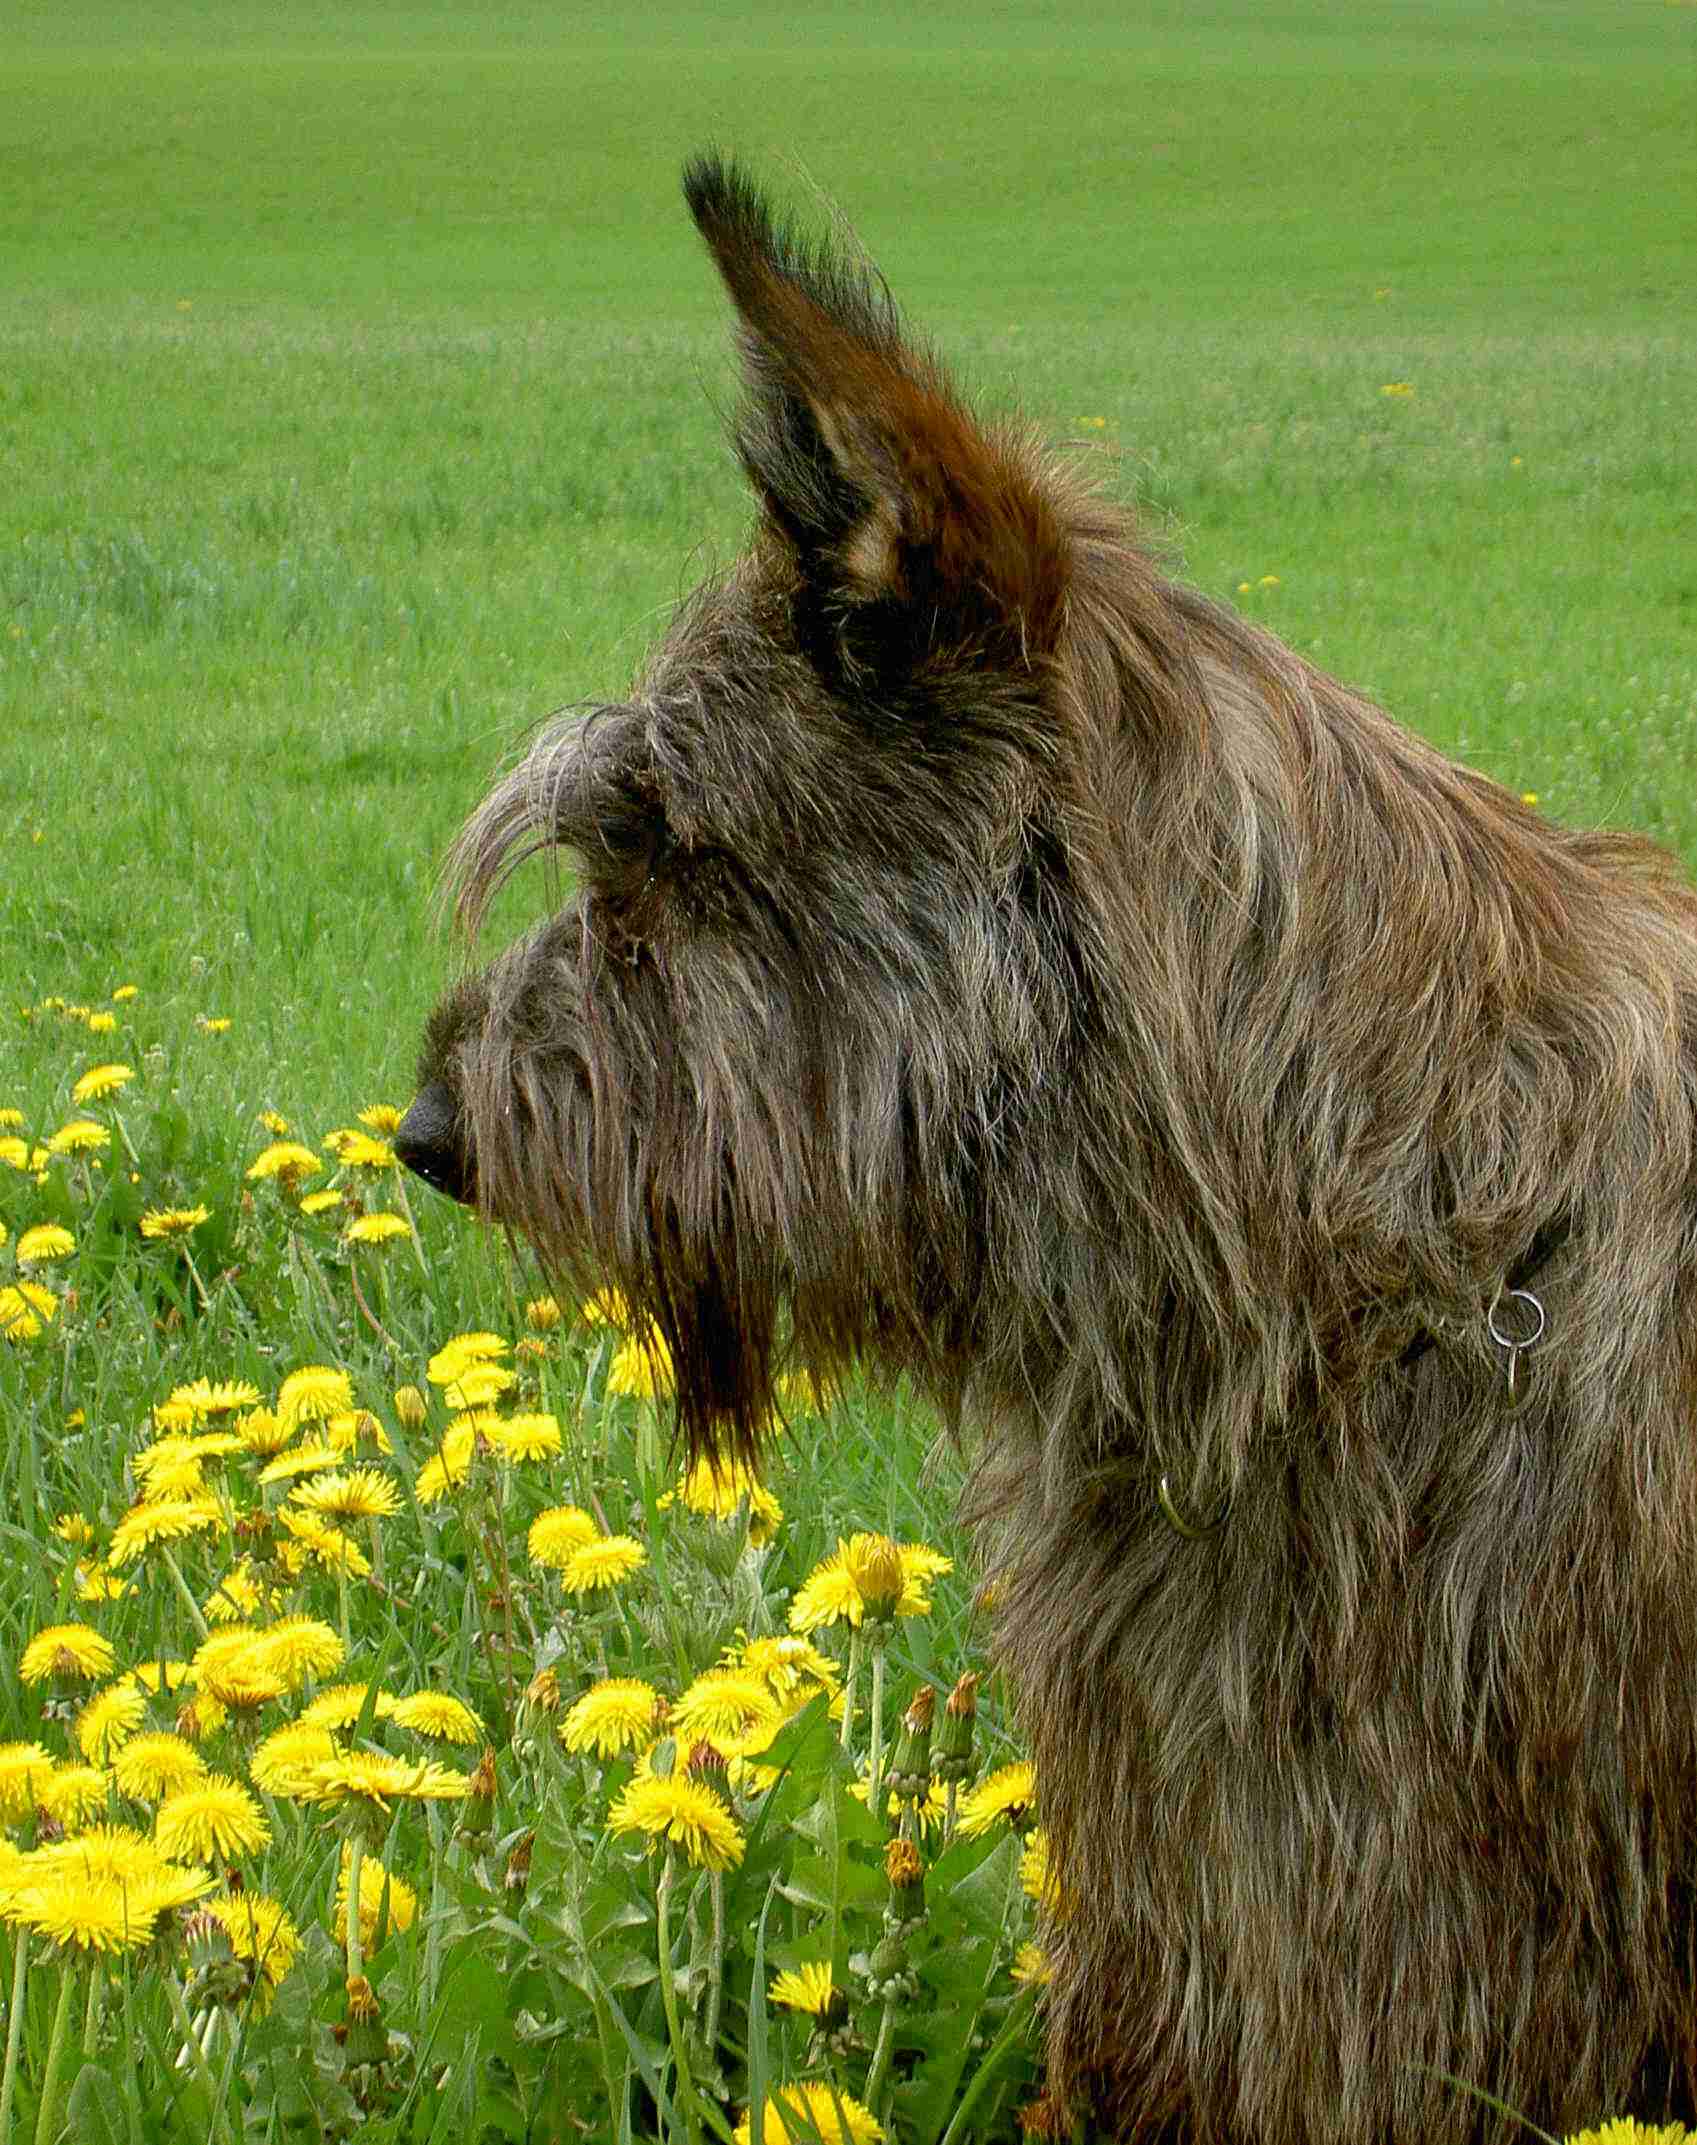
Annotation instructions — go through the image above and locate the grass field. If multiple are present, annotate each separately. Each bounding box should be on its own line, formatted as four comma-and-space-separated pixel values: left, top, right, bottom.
3, 3, 1696, 2138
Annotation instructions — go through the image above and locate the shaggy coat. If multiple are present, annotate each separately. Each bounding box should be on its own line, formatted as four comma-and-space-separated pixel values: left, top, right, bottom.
401, 156, 1697, 2141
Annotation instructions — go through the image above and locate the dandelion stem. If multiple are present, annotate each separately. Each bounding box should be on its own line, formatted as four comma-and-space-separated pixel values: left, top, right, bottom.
864, 1994, 899, 2116
839, 1630, 862, 1752
157, 1547, 210, 1642
180, 1245, 216, 1319
866, 1640, 888, 1809
348, 1257, 401, 1354
344, 1835, 366, 1987
162, 1971, 232, 2145
30, 1961, 77, 2145
655, 1853, 703, 2145
704, 1871, 726, 2065
0, 1927, 28, 2145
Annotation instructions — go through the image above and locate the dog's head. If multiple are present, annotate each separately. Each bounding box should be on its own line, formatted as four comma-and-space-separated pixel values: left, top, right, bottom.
400, 154, 1140, 1461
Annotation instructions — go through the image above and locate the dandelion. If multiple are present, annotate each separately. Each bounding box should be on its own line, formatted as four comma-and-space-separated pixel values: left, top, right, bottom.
358, 1104, 403, 1134
0, 1741, 53, 1822
1381, 381, 1416, 398
53, 1511, 96, 1548
333, 1847, 419, 1949
0, 1281, 58, 1340
737, 1634, 839, 1703
237, 1405, 291, 1454
155, 1773, 270, 1861
957, 1760, 1037, 1838
39, 1765, 110, 1827
1011, 1940, 1053, 1987
15, 1223, 74, 1264
258, 1439, 340, 1484
670, 1455, 783, 1540
440, 1361, 515, 1411
258, 1110, 291, 1136
0, 1137, 29, 1171
140, 1203, 211, 1241
205, 1891, 300, 2000
344, 1212, 409, 1246
197, 1015, 231, 1034
289, 1752, 470, 1814
1563, 2127, 1689, 2145
1019, 1827, 1063, 1913
298, 1683, 400, 1732
768, 1961, 837, 2017
194, 1378, 260, 1416
560, 1678, 666, 1759
278, 1364, 353, 1425
606, 1329, 675, 1400
390, 1692, 483, 1744
74, 1684, 147, 1763
108, 1494, 223, 1565
672, 1668, 782, 1754
788, 1533, 950, 1632
485, 1412, 561, 1462
527, 1501, 600, 1570
414, 1422, 478, 1505
559, 1534, 647, 1595
246, 1141, 322, 1183
275, 1511, 370, 1577
112, 1733, 209, 1802
46, 1119, 110, 1156
71, 1063, 134, 1103
524, 1295, 562, 1330
608, 1773, 745, 1872
19, 1623, 116, 1685
298, 1189, 343, 1216
249, 1616, 345, 1688
251, 1722, 338, 1794
290, 1467, 401, 1522
334, 1131, 396, 1170
732, 2083, 883, 2145
13, 1872, 154, 1955
426, 1331, 508, 1385
190, 1630, 291, 1709
580, 1288, 633, 1328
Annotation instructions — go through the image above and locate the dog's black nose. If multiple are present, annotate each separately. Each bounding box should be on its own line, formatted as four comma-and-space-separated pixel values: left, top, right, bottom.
395, 1082, 474, 1205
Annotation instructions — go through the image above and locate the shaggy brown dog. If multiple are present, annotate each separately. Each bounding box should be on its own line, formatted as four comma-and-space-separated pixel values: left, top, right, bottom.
398, 155, 1697, 2141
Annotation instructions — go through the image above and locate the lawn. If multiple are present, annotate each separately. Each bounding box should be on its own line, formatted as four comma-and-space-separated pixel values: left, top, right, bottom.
1, 2, 1693, 2138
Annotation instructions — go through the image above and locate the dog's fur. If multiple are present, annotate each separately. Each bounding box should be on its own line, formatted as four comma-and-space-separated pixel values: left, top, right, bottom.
400, 156, 1697, 2140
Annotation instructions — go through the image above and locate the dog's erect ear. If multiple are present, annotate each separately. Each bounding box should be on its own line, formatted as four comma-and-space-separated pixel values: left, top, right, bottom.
683, 152, 1070, 680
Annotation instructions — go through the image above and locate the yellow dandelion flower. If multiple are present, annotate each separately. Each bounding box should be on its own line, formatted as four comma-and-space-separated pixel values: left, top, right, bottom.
206, 1891, 300, 1997
108, 1494, 223, 1565
1019, 1826, 1064, 1913
0, 1107, 22, 1127
579, 1288, 633, 1328
249, 1617, 345, 1689
440, 1361, 516, 1410
768, 1961, 836, 2017
191, 1628, 291, 1709
258, 1439, 340, 1484
788, 1534, 948, 1633
16, 1223, 75, 1264
155, 1773, 270, 1860
335, 1131, 396, 1170
527, 1506, 601, 1568
298, 1683, 400, 1731
298, 1188, 343, 1215
1011, 1940, 1053, 1988
0, 1742, 54, 1822
289, 1752, 469, 1812
736, 1634, 840, 1702
39, 1764, 110, 1826
251, 1721, 339, 1794
0, 1137, 30, 1171
112, 1733, 208, 1803
357, 1104, 403, 1134
344, 1211, 409, 1246
485, 1411, 561, 1462
19, 1622, 116, 1685
53, 1511, 96, 1548
333, 1846, 418, 1949
524, 1295, 562, 1330
75, 1684, 147, 1763
205, 1563, 267, 1622
1565, 2128, 1690, 2145
672, 1668, 782, 1755
274, 1510, 371, 1577
560, 1678, 665, 1759
0, 1282, 58, 1340
559, 1535, 647, 1595
234, 1404, 290, 1454
608, 1773, 745, 1872
246, 1141, 321, 1182
138, 1202, 211, 1240
46, 1119, 110, 1156
733, 2083, 883, 2145
13, 1872, 153, 1955
278, 1364, 353, 1425
197, 1015, 231, 1033
606, 1330, 675, 1400
323, 1407, 391, 1456
290, 1467, 401, 1522
258, 1110, 291, 1136
426, 1331, 508, 1385
390, 1692, 483, 1745
958, 1760, 1037, 1838
71, 1063, 134, 1104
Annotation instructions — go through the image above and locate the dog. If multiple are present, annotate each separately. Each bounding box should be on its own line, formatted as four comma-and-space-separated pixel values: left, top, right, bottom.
398, 154, 1697, 2140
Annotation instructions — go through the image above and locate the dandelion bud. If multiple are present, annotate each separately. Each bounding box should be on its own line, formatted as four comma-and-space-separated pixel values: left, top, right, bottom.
459, 1747, 498, 1840
887, 1685, 935, 1806
523, 1665, 560, 1715
341, 1975, 388, 2065
934, 1672, 979, 1785
883, 1834, 925, 1935
847, 1533, 906, 1626
864, 1926, 918, 2005
504, 1830, 534, 1894
685, 1738, 728, 1782
393, 1384, 427, 1430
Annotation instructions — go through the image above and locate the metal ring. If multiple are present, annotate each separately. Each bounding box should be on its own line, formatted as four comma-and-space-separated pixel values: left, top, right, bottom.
1157, 1474, 1231, 1541
1486, 1287, 1546, 1353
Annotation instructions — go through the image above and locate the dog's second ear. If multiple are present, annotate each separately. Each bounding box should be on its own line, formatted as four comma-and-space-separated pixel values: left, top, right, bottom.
684, 152, 1070, 683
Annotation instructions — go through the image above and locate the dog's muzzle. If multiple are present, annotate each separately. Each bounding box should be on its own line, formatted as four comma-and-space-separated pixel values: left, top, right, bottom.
395, 1081, 475, 1206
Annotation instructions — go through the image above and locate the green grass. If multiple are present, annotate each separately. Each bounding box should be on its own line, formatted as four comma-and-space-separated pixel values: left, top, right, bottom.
1, 3, 1695, 2134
